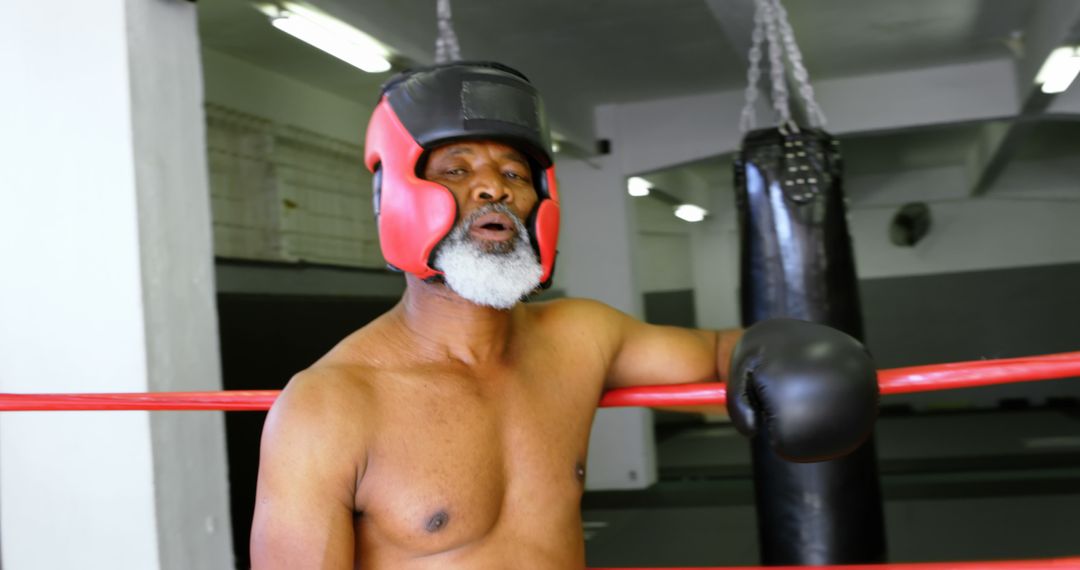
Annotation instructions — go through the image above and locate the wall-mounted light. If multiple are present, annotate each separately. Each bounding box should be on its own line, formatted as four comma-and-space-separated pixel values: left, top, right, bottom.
674, 204, 707, 223
627, 176, 652, 197
256, 2, 391, 73
1035, 46, 1080, 94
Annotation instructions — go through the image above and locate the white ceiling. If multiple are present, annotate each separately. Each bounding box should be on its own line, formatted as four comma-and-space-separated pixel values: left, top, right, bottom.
198, 0, 1080, 206
199, 0, 1036, 141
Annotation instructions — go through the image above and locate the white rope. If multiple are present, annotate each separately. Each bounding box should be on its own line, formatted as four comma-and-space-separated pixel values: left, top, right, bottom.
434, 0, 462, 64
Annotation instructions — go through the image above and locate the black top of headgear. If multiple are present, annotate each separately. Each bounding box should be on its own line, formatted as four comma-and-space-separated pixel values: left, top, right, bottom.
380, 61, 553, 169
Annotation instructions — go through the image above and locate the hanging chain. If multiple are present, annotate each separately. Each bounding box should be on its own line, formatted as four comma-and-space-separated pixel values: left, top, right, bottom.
739, 4, 766, 133
740, 0, 827, 132
770, 0, 827, 128
761, 0, 793, 129
434, 0, 462, 64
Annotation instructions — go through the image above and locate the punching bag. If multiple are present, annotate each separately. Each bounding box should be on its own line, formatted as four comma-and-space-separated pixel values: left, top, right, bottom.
734, 126, 887, 565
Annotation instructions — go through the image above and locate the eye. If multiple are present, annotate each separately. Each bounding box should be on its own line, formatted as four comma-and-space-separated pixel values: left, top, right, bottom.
444, 167, 467, 176
504, 170, 531, 183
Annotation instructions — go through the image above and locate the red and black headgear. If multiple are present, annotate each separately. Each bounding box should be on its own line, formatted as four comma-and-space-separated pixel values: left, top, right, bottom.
363, 61, 560, 287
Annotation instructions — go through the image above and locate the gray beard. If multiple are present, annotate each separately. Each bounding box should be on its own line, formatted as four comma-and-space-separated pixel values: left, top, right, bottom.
431, 204, 544, 310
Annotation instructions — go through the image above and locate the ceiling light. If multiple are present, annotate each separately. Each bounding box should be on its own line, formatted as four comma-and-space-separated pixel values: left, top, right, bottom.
627, 176, 652, 197
551, 141, 561, 153
262, 2, 391, 73
674, 204, 707, 223
1035, 46, 1080, 94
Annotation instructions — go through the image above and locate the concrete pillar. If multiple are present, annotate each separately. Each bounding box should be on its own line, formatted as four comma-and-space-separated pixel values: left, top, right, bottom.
0, 2, 233, 568
556, 155, 657, 490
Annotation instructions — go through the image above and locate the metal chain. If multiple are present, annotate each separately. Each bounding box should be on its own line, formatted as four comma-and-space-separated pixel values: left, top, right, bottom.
740, 0, 827, 132
761, 0, 793, 128
739, 3, 766, 133
434, 0, 462, 64
770, 0, 827, 128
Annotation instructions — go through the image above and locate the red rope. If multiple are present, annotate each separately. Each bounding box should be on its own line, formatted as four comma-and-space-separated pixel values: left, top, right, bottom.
1, 351, 1079, 412
591, 556, 1080, 569
599, 350, 1080, 408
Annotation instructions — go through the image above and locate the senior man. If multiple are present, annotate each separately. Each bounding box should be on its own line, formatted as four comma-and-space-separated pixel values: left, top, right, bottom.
250, 62, 877, 569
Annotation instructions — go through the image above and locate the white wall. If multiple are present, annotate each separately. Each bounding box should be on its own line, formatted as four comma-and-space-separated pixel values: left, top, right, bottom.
684, 155, 1080, 333
556, 156, 643, 316
0, 2, 232, 568
690, 205, 743, 330
202, 48, 374, 145
849, 158, 1080, 279
556, 155, 659, 490
638, 232, 695, 293
202, 48, 390, 274
635, 197, 695, 293
129, 3, 236, 566
814, 59, 1019, 135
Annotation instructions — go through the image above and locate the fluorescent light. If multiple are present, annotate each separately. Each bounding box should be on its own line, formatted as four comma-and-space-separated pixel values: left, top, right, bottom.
266, 2, 391, 73
1035, 46, 1080, 94
674, 204, 707, 223
627, 176, 652, 197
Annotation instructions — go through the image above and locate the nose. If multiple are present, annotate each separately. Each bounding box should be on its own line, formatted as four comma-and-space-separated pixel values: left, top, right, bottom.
469, 168, 513, 204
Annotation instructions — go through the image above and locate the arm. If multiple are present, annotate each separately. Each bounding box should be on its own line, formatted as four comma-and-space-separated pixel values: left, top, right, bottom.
558, 298, 742, 392
606, 315, 742, 391
250, 371, 367, 569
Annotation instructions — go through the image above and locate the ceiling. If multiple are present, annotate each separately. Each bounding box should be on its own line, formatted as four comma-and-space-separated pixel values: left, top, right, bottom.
198, 0, 1080, 209
198, 0, 1036, 146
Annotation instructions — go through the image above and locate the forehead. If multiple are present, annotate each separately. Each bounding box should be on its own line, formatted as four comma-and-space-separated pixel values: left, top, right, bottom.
428, 141, 528, 163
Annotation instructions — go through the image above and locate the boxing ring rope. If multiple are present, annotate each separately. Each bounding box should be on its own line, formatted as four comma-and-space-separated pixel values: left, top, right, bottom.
2, 350, 1079, 412
593, 558, 1080, 570
4, 350, 1079, 570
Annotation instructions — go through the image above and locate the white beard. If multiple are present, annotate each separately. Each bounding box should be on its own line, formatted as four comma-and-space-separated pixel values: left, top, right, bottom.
432, 204, 544, 310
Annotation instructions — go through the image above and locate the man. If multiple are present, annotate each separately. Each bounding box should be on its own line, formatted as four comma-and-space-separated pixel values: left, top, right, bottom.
250, 62, 877, 569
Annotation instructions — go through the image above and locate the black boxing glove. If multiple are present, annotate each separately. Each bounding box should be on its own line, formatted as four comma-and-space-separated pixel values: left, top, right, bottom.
726, 318, 879, 463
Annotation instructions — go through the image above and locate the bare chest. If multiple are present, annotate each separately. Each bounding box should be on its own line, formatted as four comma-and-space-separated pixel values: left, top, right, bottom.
354, 363, 601, 563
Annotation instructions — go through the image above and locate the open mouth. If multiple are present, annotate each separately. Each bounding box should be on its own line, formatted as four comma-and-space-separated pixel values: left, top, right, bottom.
469, 212, 516, 241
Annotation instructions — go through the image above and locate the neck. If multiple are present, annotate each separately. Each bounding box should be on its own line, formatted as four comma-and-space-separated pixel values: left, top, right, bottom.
390, 274, 520, 366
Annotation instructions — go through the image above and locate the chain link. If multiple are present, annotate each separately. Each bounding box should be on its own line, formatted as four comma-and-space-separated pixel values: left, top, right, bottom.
739, 4, 766, 132
435, 0, 462, 64
739, 0, 827, 132
770, 0, 827, 128
760, 0, 792, 127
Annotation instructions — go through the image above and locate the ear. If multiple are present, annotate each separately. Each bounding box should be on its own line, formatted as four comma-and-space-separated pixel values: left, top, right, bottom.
372, 165, 383, 219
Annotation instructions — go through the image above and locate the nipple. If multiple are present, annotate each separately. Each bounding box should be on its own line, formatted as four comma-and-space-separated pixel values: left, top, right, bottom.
426, 510, 450, 533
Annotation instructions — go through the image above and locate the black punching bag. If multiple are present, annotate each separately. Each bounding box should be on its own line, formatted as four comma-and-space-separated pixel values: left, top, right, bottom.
734, 127, 887, 565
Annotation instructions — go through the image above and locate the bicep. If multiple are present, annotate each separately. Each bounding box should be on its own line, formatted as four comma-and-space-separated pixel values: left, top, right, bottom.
606, 320, 720, 390
250, 382, 362, 569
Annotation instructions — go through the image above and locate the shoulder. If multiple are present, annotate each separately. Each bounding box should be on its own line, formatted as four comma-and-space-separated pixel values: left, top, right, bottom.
264, 365, 377, 464
528, 296, 629, 323
253, 367, 372, 554
276, 365, 374, 417
525, 297, 633, 353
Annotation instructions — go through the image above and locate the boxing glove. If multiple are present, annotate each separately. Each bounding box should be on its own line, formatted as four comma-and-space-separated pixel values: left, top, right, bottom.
726, 318, 879, 462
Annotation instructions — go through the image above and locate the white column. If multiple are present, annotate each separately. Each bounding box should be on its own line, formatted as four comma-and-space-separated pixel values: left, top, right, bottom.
556, 156, 657, 490
0, 2, 233, 569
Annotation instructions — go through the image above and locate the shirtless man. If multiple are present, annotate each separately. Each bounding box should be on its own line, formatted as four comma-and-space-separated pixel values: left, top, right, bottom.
250, 62, 878, 569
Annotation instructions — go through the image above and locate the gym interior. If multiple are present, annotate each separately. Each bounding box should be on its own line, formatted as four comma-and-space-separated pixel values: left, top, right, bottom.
3, 1, 1080, 568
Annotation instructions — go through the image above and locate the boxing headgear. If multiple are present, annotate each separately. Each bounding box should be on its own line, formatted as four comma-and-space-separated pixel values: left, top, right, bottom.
364, 61, 560, 288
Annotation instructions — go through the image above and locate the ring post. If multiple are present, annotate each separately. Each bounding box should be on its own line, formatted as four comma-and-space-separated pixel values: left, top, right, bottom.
734, 127, 887, 564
